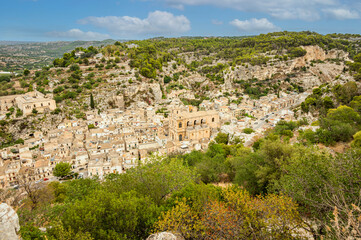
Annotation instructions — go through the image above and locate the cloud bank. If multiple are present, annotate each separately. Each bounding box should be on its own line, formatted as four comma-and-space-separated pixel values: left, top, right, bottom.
78, 11, 191, 37
323, 8, 360, 19
155, 0, 360, 21
47, 29, 110, 40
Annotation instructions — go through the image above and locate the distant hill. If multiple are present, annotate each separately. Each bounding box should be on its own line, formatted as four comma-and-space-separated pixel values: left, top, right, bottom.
0, 41, 37, 45
0, 39, 118, 72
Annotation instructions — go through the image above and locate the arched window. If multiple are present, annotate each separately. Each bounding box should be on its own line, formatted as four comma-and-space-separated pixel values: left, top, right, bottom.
179, 122, 182, 128
201, 119, 205, 124
179, 134, 183, 141
194, 120, 197, 125
212, 117, 215, 122
187, 121, 191, 126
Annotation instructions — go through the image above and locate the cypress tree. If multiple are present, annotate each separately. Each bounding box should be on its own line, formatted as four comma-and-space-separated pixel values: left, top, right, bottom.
90, 93, 95, 109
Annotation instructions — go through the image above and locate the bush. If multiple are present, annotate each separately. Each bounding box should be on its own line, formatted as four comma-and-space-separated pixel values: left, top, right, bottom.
23, 69, 30, 76
214, 132, 229, 144
16, 108, 23, 117
155, 186, 303, 239
288, 47, 307, 58
53, 86, 64, 94
20, 223, 45, 240
0, 75, 11, 82
51, 108, 62, 115
54, 95, 63, 103
351, 131, 361, 148
69, 64, 80, 72
163, 75, 171, 84
273, 120, 297, 137
243, 128, 255, 134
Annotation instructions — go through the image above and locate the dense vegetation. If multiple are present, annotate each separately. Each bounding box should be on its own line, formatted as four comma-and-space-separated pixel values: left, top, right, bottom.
299, 81, 361, 145
122, 31, 360, 81
16, 125, 361, 239
47, 31, 361, 82
348, 53, 361, 81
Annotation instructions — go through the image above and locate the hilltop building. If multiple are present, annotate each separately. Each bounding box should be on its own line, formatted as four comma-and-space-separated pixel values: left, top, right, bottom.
0, 91, 56, 116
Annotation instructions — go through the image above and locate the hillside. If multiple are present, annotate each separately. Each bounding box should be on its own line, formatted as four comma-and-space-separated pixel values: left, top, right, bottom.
1, 31, 361, 240
1, 32, 360, 140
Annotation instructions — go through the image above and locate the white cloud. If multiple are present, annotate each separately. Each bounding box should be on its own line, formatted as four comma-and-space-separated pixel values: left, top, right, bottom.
48, 29, 110, 40
268, 8, 321, 21
230, 18, 280, 33
323, 8, 360, 19
78, 11, 191, 37
211, 19, 223, 25
156, 0, 340, 21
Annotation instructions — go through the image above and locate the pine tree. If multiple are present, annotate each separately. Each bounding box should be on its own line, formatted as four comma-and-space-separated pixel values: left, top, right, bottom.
90, 93, 95, 109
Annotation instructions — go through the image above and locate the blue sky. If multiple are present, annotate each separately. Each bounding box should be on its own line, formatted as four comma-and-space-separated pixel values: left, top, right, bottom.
0, 0, 360, 41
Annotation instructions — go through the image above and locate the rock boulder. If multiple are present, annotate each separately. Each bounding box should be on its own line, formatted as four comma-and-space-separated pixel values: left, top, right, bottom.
0, 203, 20, 240
147, 232, 184, 240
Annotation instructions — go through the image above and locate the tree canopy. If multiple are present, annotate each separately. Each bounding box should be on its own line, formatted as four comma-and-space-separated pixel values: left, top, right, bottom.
53, 162, 72, 178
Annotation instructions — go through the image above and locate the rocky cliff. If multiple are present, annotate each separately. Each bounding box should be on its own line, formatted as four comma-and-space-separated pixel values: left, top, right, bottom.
224, 45, 351, 90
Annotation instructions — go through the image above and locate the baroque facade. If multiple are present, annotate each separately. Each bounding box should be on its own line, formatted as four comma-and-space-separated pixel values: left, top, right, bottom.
169, 108, 220, 144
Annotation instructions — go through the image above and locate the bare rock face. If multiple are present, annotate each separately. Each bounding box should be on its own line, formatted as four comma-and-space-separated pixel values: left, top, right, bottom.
112, 95, 125, 109
223, 72, 233, 90
147, 232, 185, 240
232, 64, 287, 81
0, 203, 20, 240
225, 45, 350, 91
292, 45, 349, 69
150, 83, 163, 102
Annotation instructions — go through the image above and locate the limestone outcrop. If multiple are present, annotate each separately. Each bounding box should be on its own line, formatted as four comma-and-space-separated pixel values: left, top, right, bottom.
0, 203, 20, 240
147, 232, 185, 240
292, 45, 350, 68
149, 83, 163, 102
111, 95, 125, 109
223, 45, 350, 90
